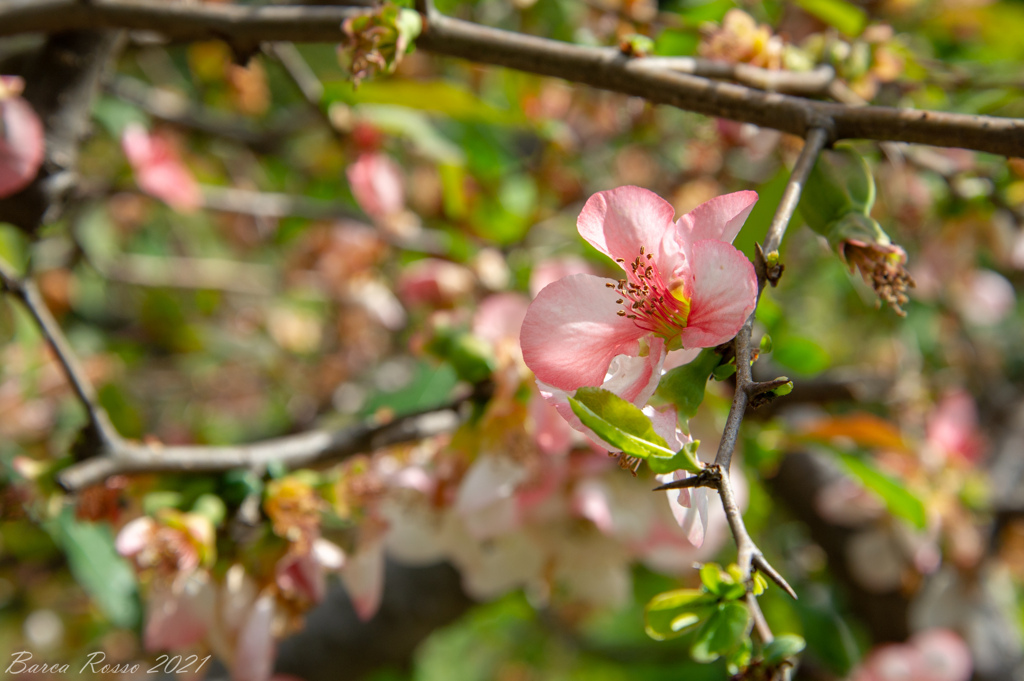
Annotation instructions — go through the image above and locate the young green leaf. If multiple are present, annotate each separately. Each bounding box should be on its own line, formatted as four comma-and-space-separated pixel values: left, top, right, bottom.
690, 601, 753, 663
644, 588, 718, 641
568, 387, 676, 460
655, 348, 722, 420
763, 634, 807, 666
647, 440, 703, 475
801, 148, 876, 234
49, 508, 140, 629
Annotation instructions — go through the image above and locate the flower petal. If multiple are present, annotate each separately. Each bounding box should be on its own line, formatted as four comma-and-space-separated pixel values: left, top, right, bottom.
521, 274, 646, 392
232, 593, 276, 681
677, 190, 758, 246
577, 186, 677, 266
342, 539, 385, 622
0, 96, 44, 198
678, 240, 757, 349
538, 334, 666, 445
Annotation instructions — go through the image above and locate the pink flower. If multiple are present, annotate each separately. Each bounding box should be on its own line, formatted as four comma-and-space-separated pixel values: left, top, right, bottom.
520, 186, 757, 424
0, 76, 44, 199
347, 152, 405, 220
121, 123, 201, 212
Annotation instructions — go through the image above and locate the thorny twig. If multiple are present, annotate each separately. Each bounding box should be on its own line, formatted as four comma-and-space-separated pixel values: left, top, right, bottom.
657, 130, 829, 630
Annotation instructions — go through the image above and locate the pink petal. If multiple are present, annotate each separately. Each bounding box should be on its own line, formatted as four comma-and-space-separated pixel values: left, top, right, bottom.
276, 551, 327, 604
116, 517, 155, 557
347, 152, 404, 219
577, 186, 677, 268
521, 274, 647, 392
678, 240, 757, 349
342, 540, 385, 622
529, 256, 598, 298
0, 95, 44, 198
530, 392, 573, 456
601, 340, 666, 405
144, 578, 211, 651
657, 470, 708, 547
455, 456, 526, 539
456, 456, 527, 513
573, 479, 615, 534
539, 342, 665, 450
677, 190, 758, 246
122, 124, 201, 212
644, 405, 688, 451
472, 293, 530, 345
911, 629, 972, 681
232, 593, 276, 681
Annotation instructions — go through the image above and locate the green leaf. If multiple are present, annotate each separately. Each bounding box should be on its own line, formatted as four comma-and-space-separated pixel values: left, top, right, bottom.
50, 508, 140, 628
801, 148, 875, 234
569, 387, 673, 457
655, 348, 722, 420
711, 362, 737, 381
836, 453, 927, 529
700, 563, 724, 595
763, 634, 807, 666
647, 440, 703, 475
725, 636, 754, 675
793, 0, 867, 36
691, 602, 752, 663
774, 380, 794, 397
644, 588, 718, 640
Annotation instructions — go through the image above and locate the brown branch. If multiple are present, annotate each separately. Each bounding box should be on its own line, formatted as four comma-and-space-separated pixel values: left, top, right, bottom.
56, 404, 468, 492
0, 1, 1022, 155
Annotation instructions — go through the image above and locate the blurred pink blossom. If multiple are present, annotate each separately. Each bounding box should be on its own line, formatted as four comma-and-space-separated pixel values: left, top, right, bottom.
0, 76, 44, 198
347, 151, 405, 219
397, 258, 476, 308
851, 629, 972, 681
926, 390, 985, 464
121, 123, 202, 212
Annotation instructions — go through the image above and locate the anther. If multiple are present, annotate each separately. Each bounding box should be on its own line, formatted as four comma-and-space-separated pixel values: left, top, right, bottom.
617, 310, 626, 316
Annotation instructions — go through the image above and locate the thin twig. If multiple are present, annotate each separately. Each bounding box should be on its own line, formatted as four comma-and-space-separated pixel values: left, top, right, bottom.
634, 59, 836, 96
763, 126, 830, 255
57, 402, 470, 492
0, 258, 123, 448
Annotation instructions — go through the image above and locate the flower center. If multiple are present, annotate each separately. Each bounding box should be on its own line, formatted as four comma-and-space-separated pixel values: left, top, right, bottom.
607, 247, 691, 342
